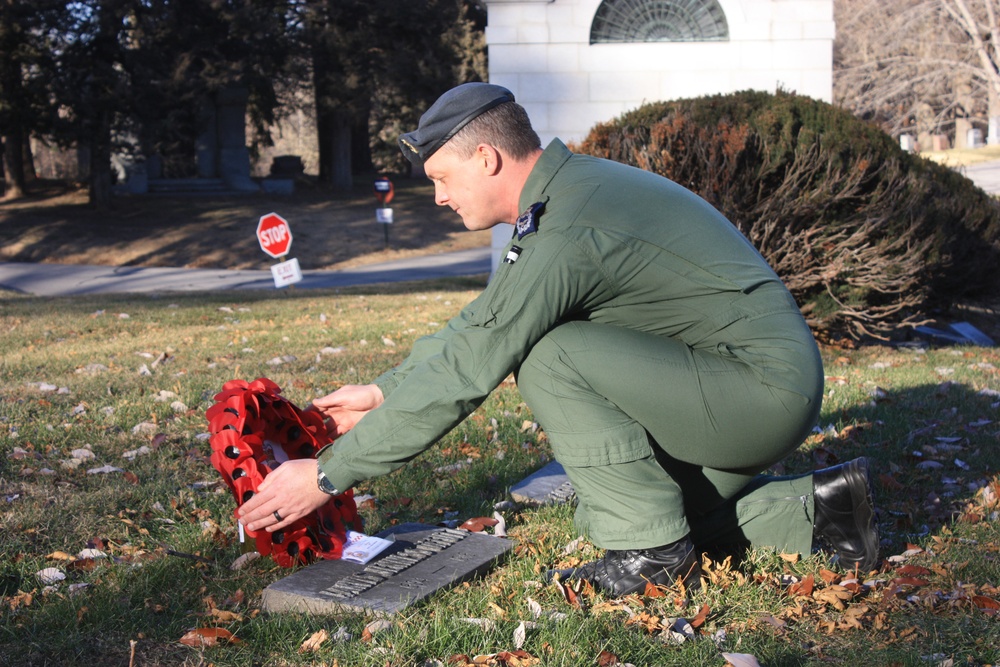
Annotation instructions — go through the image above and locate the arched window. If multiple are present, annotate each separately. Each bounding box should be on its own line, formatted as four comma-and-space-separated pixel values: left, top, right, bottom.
590, 0, 730, 44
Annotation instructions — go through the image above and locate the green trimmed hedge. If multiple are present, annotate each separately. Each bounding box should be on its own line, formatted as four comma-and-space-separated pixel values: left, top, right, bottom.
574, 90, 1000, 342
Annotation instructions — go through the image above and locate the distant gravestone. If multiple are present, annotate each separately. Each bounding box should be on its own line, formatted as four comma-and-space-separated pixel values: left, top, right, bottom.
931, 134, 950, 151
510, 460, 576, 506
146, 154, 163, 179
968, 128, 985, 148
126, 161, 148, 194
261, 523, 513, 615
899, 134, 917, 152
270, 155, 305, 177
261, 179, 294, 195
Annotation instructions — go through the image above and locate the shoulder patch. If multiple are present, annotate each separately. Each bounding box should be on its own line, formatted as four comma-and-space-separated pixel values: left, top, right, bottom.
515, 201, 545, 240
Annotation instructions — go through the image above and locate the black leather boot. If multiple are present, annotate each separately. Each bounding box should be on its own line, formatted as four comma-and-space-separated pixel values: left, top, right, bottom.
813, 457, 880, 572
553, 536, 701, 597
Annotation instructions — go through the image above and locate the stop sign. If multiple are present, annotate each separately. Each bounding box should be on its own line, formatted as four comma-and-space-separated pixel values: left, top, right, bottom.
257, 213, 293, 258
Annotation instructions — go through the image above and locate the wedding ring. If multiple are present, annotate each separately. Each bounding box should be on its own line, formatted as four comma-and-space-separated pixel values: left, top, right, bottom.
273, 510, 283, 522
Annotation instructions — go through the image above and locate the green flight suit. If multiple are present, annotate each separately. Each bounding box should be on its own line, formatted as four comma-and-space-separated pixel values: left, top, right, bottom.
318, 139, 825, 556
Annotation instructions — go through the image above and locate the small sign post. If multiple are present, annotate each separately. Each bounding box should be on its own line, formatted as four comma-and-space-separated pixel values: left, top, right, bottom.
373, 177, 394, 249
256, 212, 302, 288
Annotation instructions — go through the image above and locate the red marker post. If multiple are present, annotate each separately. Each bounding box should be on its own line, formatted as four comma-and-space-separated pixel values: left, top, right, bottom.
374, 177, 394, 249
256, 212, 301, 288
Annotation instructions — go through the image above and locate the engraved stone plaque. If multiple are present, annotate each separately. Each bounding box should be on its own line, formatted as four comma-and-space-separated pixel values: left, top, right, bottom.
261, 523, 513, 615
509, 460, 576, 506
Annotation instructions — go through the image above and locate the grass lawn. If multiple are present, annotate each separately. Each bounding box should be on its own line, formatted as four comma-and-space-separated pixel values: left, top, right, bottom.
1, 279, 999, 667
921, 145, 1000, 167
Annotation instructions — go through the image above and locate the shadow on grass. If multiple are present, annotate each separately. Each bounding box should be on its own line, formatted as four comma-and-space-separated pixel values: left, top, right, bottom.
775, 378, 997, 564
0, 178, 479, 271
413, 376, 1000, 575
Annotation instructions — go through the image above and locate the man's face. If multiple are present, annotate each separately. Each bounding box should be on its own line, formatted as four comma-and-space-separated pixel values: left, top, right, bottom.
422, 146, 503, 231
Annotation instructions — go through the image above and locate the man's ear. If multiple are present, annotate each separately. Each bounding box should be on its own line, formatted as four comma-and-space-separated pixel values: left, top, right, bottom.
475, 144, 502, 176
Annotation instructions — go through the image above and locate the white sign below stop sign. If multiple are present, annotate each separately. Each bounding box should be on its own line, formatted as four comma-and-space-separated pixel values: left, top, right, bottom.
257, 212, 293, 258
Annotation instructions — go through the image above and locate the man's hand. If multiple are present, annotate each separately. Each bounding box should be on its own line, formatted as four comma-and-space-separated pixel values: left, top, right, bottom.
236, 459, 329, 533
310, 384, 384, 437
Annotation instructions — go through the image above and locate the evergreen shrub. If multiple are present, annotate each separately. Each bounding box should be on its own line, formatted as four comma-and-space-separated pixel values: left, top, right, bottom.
573, 90, 1000, 342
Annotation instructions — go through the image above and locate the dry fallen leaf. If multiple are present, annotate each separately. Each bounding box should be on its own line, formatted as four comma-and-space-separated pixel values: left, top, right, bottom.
879, 473, 905, 490
36, 567, 66, 585
597, 649, 619, 666
178, 627, 242, 647
459, 617, 497, 632
688, 603, 711, 629
361, 618, 393, 642
643, 581, 667, 598
210, 609, 244, 622
87, 465, 124, 475
526, 596, 543, 619
230, 551, 261, 570
553, 576, 585, 609
513, 621, 527, 649
66, 558, 99, 573
890, 576, 930, 587
299, 628, 328, 653
723, 652, 763, 667
492, 511, 507, 537
460, 516, 500, 533
788, 574, 815, 598
496, 650, 539, 666
972, 595, 1000, 615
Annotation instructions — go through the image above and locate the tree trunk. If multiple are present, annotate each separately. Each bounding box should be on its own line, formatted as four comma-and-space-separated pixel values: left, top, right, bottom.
316, 107, 353, 191
351, 107, 372, 174
327, 108, 353, 191
0, 44, 27, 198
316, 106, 331, 183
22, 131, 36, 181
2, 133, 26, 199
88, 109, 113, 209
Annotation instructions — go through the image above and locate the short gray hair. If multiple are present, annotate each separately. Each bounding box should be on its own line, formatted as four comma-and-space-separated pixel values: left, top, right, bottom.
443, 101, 541, 160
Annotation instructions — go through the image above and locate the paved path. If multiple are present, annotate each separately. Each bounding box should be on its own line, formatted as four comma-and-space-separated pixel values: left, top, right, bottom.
958, 159, 1000, 194
0, 248, 491, 297
4, 158, 999, 298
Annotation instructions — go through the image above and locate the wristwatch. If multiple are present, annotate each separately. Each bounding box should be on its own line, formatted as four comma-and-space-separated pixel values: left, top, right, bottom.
317, 468, 341, 496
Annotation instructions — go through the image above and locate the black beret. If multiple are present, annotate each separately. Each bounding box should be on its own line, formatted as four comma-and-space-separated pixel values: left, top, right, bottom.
399, 83, 515, 164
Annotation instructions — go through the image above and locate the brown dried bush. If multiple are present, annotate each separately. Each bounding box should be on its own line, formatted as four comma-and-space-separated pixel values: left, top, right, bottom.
574, 90, 1000, 342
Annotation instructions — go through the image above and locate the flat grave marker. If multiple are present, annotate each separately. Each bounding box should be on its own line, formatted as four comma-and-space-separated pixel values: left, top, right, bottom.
509, 460, 576, 506
261, 523, 513, 615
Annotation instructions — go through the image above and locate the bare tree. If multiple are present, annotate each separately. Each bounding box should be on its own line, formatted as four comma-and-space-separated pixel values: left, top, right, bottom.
835, 0, 1000, 143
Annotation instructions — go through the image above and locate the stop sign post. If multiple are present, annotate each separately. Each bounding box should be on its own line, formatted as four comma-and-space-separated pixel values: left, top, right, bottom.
256, 212, 301, 288
257, 212, 293, 259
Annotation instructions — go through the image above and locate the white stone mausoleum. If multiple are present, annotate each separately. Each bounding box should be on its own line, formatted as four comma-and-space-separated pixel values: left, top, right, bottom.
483, 0, 835, 266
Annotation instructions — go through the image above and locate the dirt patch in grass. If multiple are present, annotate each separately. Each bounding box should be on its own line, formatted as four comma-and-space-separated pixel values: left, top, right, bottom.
0, 179, 490, 271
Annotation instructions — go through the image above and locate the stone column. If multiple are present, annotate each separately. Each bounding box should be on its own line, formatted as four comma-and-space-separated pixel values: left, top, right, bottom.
215, 85, 259, 191
196, 98, 217, 178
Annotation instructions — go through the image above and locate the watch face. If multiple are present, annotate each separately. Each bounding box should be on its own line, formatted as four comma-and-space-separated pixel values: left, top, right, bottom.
318, 471, 338, 495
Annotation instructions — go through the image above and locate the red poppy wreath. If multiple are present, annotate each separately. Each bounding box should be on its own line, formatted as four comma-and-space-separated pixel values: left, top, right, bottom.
205, 378, 361, 567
